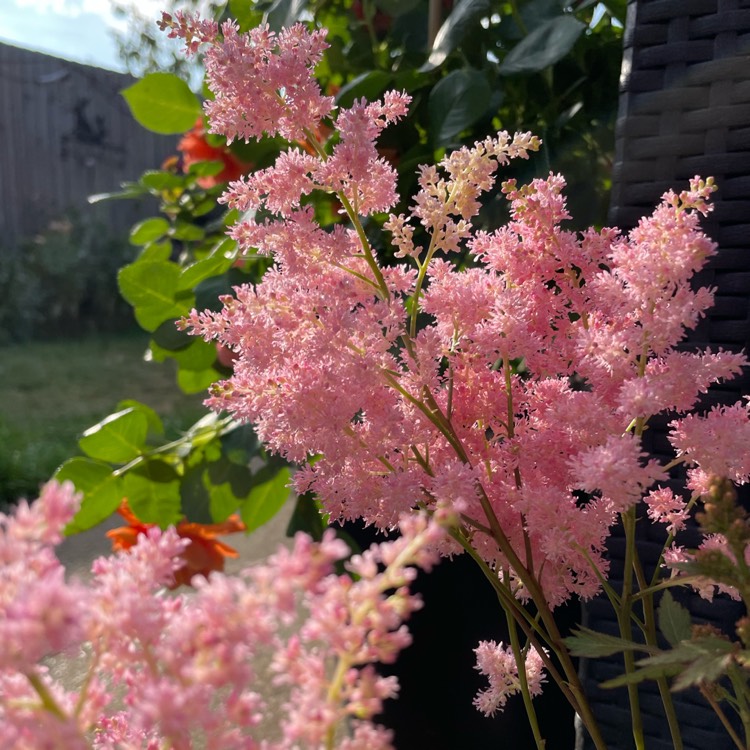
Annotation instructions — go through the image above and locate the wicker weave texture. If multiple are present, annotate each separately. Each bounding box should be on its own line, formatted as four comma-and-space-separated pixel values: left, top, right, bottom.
582, 2, 750, 749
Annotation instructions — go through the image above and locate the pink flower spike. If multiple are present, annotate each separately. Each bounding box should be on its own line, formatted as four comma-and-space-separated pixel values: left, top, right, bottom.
197, 22, 335, 143
157, 11, 219, 55
473, 641, 548, 716
644, 487, 689, 535
669, 400, 750, 485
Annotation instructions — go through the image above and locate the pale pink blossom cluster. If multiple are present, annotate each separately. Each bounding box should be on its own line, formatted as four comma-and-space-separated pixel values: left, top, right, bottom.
472, 640, 548, 717
170, 18, 749, 615
0, 481, 444, 749
160, 12, 334, 144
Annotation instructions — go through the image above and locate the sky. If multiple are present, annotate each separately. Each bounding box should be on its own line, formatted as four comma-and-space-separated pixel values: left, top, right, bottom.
0, 0, 163, 72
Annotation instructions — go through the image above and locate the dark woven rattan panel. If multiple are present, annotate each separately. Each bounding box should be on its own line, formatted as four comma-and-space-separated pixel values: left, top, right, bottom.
581, 2, 750, 748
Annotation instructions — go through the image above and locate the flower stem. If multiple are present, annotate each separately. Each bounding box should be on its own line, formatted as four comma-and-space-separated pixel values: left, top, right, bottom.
619, 505, 645, 750
505, 595, 547, 749
25, 670, 68, 720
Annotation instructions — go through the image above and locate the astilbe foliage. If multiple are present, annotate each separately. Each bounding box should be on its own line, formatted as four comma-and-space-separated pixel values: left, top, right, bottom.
0, 481, 444, 748
168, 13, 748, 614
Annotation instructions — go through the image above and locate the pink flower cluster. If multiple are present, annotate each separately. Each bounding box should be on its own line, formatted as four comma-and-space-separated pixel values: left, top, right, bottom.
171, 19, 749, 613
0, 482, 443, 748
473, 640, 548, 717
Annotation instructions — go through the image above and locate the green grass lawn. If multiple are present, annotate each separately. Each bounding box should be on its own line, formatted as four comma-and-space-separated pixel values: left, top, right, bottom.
0, 332, 206, 506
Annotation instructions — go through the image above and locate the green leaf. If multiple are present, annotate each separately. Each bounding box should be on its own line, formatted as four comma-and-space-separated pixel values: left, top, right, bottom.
564, 627, 656, 658
229, 0, 265, 31
600, 661, 682, 689
421, 0, 491, 71
118, 260, 195, 332
177, 365, 224, 394
124, 460, 182, 527
171, 222, 206, 242
240, 465, 291, 533
163, 339, 219, 372
336, 71, 393, 109
658, 591, 692, 647
209, 482, 242, 523
56, 458, 125, 534
601, 0, 626, 25
122, 73, 202, 135
186, 160, 225, 178
208, 457, 254, 496
140, 170, 186, 192
264, 0, 307, 32
130, 217, 170, 246
88, 182, 148, 203
180, 463, 214, 524
152, 319, 193, 352
601, 637, 735, 691
179, 255, 233, 291
429, 68, 491, 146
78, 408, 148, 463
138, 242, 172, 262
116, 400, 165, 436
187, 412, 234, 450
499, 16, 586, 75
286, 492, 328, 541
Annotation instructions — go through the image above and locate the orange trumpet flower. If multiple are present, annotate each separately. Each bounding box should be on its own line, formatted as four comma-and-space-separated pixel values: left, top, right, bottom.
107, 500, 246, 588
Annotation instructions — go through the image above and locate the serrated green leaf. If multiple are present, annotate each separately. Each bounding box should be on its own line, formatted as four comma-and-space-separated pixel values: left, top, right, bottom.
658, 591, 692, 647
56, 458, 125, 534
124, 460, 182, 527
421, 0, 491, 71
78, 408, 148, 463
122, 73, 202, 134
118, 260, 195, 332
130, 217, 170, 246
672, 653, 733, 691
602, 637, 735, 690
429, 69, 491, 146
240, 465, 291, 532
564, 627, 656, 658
600, 662, 682, 689
500, 16, 585, 75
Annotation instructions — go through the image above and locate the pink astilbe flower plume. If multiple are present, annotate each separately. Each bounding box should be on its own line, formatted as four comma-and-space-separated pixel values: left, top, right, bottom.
160, 12, 334, 143
0, 483, 445, 748
178, 10, 747, 614
473, 641, 548, 717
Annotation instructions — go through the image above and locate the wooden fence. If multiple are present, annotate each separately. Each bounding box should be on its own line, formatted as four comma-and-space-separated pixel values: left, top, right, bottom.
0, 42, 175, 249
